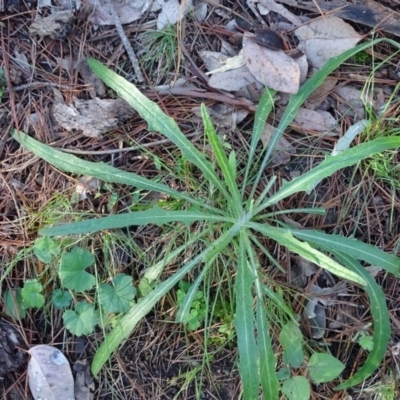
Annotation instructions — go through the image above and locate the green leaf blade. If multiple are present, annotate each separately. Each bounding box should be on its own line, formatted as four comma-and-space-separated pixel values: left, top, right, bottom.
308, 353, 345, 384
63, 301, 98, 336
235, 233, 259, 399
86, 59, 229, 200
21, 279, 45, 308
289, 228, 400, 276
252, 38, 389, 197
332, 253, 391, 390
59, 247, 96, 292
279, 321, 304, 368
281, 376, 310, 400
40, 208, 229, 236
256, 303, 279, 400
249, 223, 367, 286
176, 268, 207, 325
261, 137, 400, 210
12, 130, 222, 214
201, 104, 242, 212
51, 289, 72, 309
99, 274, 136, 314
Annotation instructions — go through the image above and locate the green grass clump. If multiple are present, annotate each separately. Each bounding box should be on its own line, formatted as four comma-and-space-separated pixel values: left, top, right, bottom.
11, 38, 400, 399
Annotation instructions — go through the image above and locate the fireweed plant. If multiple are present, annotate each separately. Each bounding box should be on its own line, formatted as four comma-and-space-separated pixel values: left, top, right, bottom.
13, 39, 400, 398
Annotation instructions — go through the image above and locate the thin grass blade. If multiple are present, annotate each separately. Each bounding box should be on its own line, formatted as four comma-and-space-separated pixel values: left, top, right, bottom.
257, 136, 400, 212
201, 104, 243, 213
289, 228, 400, 276
39, 208, 231, 236
331, 252, 391, 390
248, 223, 366, 286
235, 232, 259, 399
12, 130, 223, 214
91, 222, 242, 376
87, 59, 230, 200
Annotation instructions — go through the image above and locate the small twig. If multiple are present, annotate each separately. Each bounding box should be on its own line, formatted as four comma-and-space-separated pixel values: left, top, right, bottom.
54, 131, 202, 155
8, 82, 77, 92
103, 0, 144, 82
144, 87, 257, 112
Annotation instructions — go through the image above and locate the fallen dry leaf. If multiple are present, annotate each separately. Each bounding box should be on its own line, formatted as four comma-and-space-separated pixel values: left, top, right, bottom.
157, 0, 193, 30
205, 50, 245, 75
198, 50, 228, 71
294, 108, 339, 135
243, 34, 300, 94
208, 65, 259, 92
0, 319, 26, 378
53, 97, 134, 138
87, 0, 164, 25
74, 359, 94, 400
303, 299, 326, 339
254, 0, 302, 26
28, 345, 74, 400
295, 16, 361, 69
261, 124, 296, 166
307, 77, 338, 103
335, 85, 365, 119
192, 104, 248, 129
29, 10, 74, 39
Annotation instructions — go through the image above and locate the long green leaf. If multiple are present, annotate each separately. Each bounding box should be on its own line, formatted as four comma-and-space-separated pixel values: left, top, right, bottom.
12, 130, 223, 214
201, 104, 243, 214
257, 136, 400, 212
244, 234, 279, 399
248, 223, 366, 286
251, 38, 387, 198
289, 228, 400, 276
235, 232, 259, 399
91, 221, 242, 376
332, 252, 391, 390
256, 302, 279, 400
39, 208, 230, 236
244, 88, 276, 197
87, 59, 231, 201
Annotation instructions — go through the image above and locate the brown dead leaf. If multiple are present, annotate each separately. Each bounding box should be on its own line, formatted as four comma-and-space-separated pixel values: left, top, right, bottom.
295, 17, 361, 69
243, 34, 300, 94
308, 77, 338, 102
261, 124, 296, 166
53, 97, 135, 139
157, 0, 193, 30
87, 0, 164, 25
335, 85, 365, 119
294, 108, 339, 135
0, 319, 26, 377
192, 104, 248, 129
29, 10, 74, 39
75, 58, 106, 99
208, 65, 259, 92
74, 359, 94, 400
254, 0, 302, 26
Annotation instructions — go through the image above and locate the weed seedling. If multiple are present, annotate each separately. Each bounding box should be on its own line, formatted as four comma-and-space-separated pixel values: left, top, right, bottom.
12, 37, 400, 399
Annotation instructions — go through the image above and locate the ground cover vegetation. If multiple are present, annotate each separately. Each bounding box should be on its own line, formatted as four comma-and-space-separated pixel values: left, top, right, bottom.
2, 1, 400, 399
